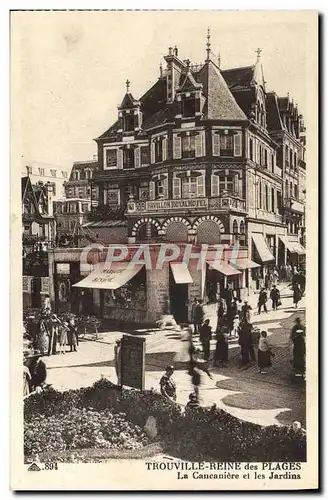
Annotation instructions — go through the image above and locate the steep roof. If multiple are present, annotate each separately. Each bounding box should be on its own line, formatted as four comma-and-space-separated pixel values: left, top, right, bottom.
221, 66, 254, 91
119, 92, 139, 109
196, 61, 247, 120
266, 92, 284, 132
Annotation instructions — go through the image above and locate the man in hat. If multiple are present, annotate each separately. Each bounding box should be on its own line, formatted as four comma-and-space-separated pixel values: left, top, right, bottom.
114, 339, 122, 385
185, 392, 200, 410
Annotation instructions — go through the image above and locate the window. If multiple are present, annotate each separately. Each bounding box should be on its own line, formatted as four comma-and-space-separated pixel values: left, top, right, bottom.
212, 174, 234, 196
155, 140, 163, 163
73, 170, 80, 181
271, 188, 275, 212
56, 203, 62, 214
285, 145, 289, 166
62, 170, 68, 179
182, 135, 196, 159
264, 149, 268, 167
155, 180, 165, 198
240, 221, 245, 234
249, 138, 254, 161
294, 185, 298, 199
182, 177, 197, 198
80, 170, 85, 180
277, 191, 282, 213
220, 134, 234, 156
290, 182, 293, 197
123, 114, 134, 132
182, 98, 196, 118
70, 203, 77, 213
38, 168, 45, 176
285, 180, 289, 197
123, 148, 135, 169
105, 188, 120, 207
106, 149, 117, 169
140, 146, 150, 165
82, 203, 89, 213
290, 149, 293, 168
265, 185, 269, 211
259, 182, 262, 209
271, 154, 274, 173
139, 184, 149, 200
50, 169, 57, 177
294, 152, 297, 170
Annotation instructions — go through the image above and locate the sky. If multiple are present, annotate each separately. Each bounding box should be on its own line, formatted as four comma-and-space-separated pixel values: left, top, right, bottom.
11, 10, 316, 172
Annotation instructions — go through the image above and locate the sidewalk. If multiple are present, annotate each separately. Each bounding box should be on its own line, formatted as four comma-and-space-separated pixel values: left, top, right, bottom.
44, 293, 306, 428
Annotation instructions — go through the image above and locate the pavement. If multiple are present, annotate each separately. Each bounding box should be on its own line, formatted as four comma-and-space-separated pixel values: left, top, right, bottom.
44, 283, 306, 429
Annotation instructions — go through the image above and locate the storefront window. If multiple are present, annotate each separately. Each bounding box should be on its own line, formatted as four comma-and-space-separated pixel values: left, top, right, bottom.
103, 268, 147, 311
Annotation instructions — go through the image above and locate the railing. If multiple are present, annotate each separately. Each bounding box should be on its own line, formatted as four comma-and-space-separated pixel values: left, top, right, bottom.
248, 208, 283, 224
126, 196, 246, 215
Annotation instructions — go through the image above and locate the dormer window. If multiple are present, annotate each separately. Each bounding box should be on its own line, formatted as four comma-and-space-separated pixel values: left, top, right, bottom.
182, 97, 196, 118
123, 113, 134, 132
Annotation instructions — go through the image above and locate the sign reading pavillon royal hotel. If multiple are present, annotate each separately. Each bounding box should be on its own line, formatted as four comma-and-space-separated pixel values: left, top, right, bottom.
48, 26, 306, 328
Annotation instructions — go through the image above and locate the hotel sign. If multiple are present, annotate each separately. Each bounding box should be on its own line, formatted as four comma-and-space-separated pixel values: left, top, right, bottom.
136, 198, 208, 212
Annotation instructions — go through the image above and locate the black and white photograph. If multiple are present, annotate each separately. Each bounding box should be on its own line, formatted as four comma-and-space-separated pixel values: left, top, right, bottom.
10, 9, 318, 490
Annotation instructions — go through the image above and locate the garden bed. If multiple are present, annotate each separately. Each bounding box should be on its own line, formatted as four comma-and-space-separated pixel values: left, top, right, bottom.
24, 378, 306, 463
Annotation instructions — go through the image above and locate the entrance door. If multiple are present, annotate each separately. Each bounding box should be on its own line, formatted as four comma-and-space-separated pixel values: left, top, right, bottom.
169, 268, 189, 325
206, 267, 225, 301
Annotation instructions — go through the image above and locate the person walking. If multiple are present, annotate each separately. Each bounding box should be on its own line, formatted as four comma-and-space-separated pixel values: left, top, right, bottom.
236, 298, 243, 320
293, 283, 302, 309
213, 327, 228, 366
160, 365, 176, 401
290, 317, 306, 376
270, 285, 281, 311
257, 288, 268, 314
37, 311, 51, 356
232, 313, 240, 338
58, 321, 69, 354
257, 331, 274, 374
216, 297, 225, 330
194, 299, 204, 336
239, 320, 253, 366
187, 358, 212, 402
241, 301, 252, 324
199, 319, 212, 362
190, 298, 198, 333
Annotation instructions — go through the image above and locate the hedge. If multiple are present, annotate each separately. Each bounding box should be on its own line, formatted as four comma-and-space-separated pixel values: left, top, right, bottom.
24, 378, 306, 462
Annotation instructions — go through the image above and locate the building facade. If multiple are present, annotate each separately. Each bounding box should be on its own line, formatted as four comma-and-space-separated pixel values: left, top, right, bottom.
48, 39, 306, 324
22, 163, 69, 201
64, 159, 99, 202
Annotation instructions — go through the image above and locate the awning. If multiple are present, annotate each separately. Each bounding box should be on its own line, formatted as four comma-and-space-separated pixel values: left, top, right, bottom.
73, 262, 144, 290
278, 235, 295, 253
291, 242, 306, 255
170, 262, 193, 284
229, 258, 261, 270
279, 235, 306, 255
209, 261, 242, 276
252, 234, 275, 263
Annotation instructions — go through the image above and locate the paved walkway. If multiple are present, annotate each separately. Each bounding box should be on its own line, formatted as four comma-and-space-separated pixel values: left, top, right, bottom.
44, 288, 306, 429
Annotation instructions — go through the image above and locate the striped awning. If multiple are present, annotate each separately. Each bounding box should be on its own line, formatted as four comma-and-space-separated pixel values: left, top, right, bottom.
252, 234, 275, 263
208, 261, 242, 276
229, 258, 261, 270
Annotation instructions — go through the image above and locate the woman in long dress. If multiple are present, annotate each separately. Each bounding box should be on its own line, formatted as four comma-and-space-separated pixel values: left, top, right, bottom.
37, 318, 50, 356
213, 327, 228, 366
257, 331, 273, 374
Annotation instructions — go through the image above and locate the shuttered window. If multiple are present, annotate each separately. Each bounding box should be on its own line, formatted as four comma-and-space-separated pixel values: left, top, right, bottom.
195, 131, 205, 157
150, 141, 155, 164
211, 174, 219, 196
173, 177, 181, 198
117, 149, 123, 169
212, 132, 220, 156
162, 137, 167, 161
149, 181, 155, 200
196, 174, 205, 197
134, 147, 140, 168
233, 132, 242, 157
163, 176, 168, 198
173, 134, 182, 159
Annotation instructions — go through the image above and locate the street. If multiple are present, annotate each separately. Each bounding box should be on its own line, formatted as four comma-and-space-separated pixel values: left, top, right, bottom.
45, 286, 306, 429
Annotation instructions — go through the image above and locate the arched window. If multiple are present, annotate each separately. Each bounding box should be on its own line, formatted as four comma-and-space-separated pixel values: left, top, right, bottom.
240, 220, 245, 234
233, 220, 239, 234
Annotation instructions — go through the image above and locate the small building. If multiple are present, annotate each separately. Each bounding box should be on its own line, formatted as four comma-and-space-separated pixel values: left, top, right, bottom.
64, 159, 99, 202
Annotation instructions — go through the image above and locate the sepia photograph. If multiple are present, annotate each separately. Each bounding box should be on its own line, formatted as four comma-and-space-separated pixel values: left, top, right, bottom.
10, 9, 318, 490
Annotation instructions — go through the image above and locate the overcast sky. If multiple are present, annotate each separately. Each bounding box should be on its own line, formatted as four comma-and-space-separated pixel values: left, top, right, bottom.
11, 10, 316, 172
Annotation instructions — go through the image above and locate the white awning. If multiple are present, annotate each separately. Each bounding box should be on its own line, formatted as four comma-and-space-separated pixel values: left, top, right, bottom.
279, 235, 306, 255
278, 235, 295, 253
292, 242, 306, 255
73, 262, 144, 290
229, 258, 261, 270
170, 262, 193, 284
252, 234, 275, 263
209, 261, 242, 276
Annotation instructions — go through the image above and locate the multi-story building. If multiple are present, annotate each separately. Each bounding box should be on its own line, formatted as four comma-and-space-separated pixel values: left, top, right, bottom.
48, 37, 306, 323
64, 159, 99, 203
22, 162, 69, 201
53, 198, 92, 247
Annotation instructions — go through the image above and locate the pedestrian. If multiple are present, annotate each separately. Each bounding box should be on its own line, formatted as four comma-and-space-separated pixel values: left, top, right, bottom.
199, 319, 212, 362
187, 358, 212, 401
239, 320, 253, 366
216, 297, 225, 330
270, 285, 281, 311
114, 339, 122, 385
194, 299, 204, 335
28, 351, 47, 391
257, 330, 274, 374
228, 299, 238, 335
185, 392, 200, 410
232, 313, 240, 338
58, 321, 69, 354
290, 317, 306, 376
258, 288, 268, 314
174, 326, 194, 363
286, 263, 292, 281
272, 268, 279, 286
160, 365, 176, 401
190, 297, 198, 333
225, 283, 234, 308
67, 317, 78, 352
293, 283, 302, 309
213, 327, 228, 366
37, 311, 51, 356
236, 298, 243, 319
241, 301, 252, 323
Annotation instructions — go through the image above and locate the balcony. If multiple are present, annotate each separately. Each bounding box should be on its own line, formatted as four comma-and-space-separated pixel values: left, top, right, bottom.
283, 197, 305, 214
248, 208, 283, 224
125, 195, 246, 216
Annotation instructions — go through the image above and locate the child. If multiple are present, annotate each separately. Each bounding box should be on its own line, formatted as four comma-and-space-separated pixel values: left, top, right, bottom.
58, 321, 69, 354
232, 314, 240, 338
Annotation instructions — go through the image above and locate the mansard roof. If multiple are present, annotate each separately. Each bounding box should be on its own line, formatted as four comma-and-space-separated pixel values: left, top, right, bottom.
221, 66, 255, 91
266, 92, 284, 132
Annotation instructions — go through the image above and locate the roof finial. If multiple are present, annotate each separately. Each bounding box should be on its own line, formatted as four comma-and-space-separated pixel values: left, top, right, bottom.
206, 27, 211, 61
126, 79, 130, 93
159, 62, 163, 77
218, 46, 221, 68
255, 47, 262, 62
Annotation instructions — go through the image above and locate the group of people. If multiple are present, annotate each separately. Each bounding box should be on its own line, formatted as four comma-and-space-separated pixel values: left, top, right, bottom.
24, 308, 79, 357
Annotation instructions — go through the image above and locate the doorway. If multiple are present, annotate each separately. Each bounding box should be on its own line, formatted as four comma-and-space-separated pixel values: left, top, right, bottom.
169, 268, 189, 325
31, 277, 42, 308
206, 267, 224, 302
